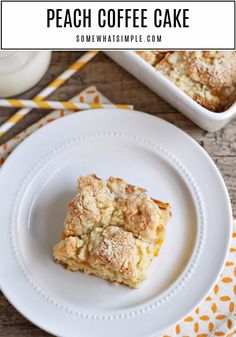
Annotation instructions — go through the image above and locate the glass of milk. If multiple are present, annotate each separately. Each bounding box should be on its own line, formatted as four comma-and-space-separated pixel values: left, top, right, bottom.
0, 51, 52, 97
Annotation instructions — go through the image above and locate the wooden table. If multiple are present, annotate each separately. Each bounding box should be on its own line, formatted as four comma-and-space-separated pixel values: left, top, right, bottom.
0, 51, 235, 336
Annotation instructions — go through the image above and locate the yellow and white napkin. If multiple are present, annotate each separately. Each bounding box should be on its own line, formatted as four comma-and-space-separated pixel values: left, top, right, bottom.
0, 86, 235, 337
0, 86, 109, 164
158, 227, 236, 337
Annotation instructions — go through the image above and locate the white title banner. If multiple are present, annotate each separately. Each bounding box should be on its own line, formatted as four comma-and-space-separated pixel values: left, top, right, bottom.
1, 1, 235, 50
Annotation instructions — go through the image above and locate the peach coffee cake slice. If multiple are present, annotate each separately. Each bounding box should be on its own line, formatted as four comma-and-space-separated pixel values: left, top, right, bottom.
53, 174, 171, 288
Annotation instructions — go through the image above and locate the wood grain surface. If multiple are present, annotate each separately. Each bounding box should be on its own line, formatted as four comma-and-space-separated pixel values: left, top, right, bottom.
0, 51, 235, 336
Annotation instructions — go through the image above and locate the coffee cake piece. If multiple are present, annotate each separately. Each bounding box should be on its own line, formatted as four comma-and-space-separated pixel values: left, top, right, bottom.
54, 226, 157, 288
53, 174, 171, 288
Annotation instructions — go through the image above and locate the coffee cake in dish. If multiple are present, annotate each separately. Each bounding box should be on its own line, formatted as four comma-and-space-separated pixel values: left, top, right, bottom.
53, 174, 171, 288
136, 51, 169, 65
137, 51, 236, 112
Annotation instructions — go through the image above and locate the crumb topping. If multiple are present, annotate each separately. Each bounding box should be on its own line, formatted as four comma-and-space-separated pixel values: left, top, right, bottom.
136, 50, 236, 112
53, 174, 171, 288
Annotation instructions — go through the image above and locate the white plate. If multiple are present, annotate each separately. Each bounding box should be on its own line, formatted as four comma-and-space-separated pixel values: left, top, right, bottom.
0, 109, 232, 337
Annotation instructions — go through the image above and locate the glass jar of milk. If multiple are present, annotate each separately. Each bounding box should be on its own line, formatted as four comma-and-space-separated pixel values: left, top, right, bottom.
0, 51, 52, 97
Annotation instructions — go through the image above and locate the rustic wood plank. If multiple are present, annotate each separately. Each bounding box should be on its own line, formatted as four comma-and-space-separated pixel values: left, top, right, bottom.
0, 51, 235, 336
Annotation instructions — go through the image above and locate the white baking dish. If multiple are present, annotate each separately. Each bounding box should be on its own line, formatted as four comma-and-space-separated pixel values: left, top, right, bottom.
105, 51, 236, 132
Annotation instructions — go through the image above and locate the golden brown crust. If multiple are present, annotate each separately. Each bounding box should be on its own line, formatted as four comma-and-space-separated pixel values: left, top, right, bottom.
89, 226, 138, 278
136, 51, 170, 66
54, 174, 171, 288
54, 226, 156, 288
64, 174, 114, 237
136, 50, 236, 112
64, 175, 171, 243
152, 198, 170, 209
136, 51, 157, 65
